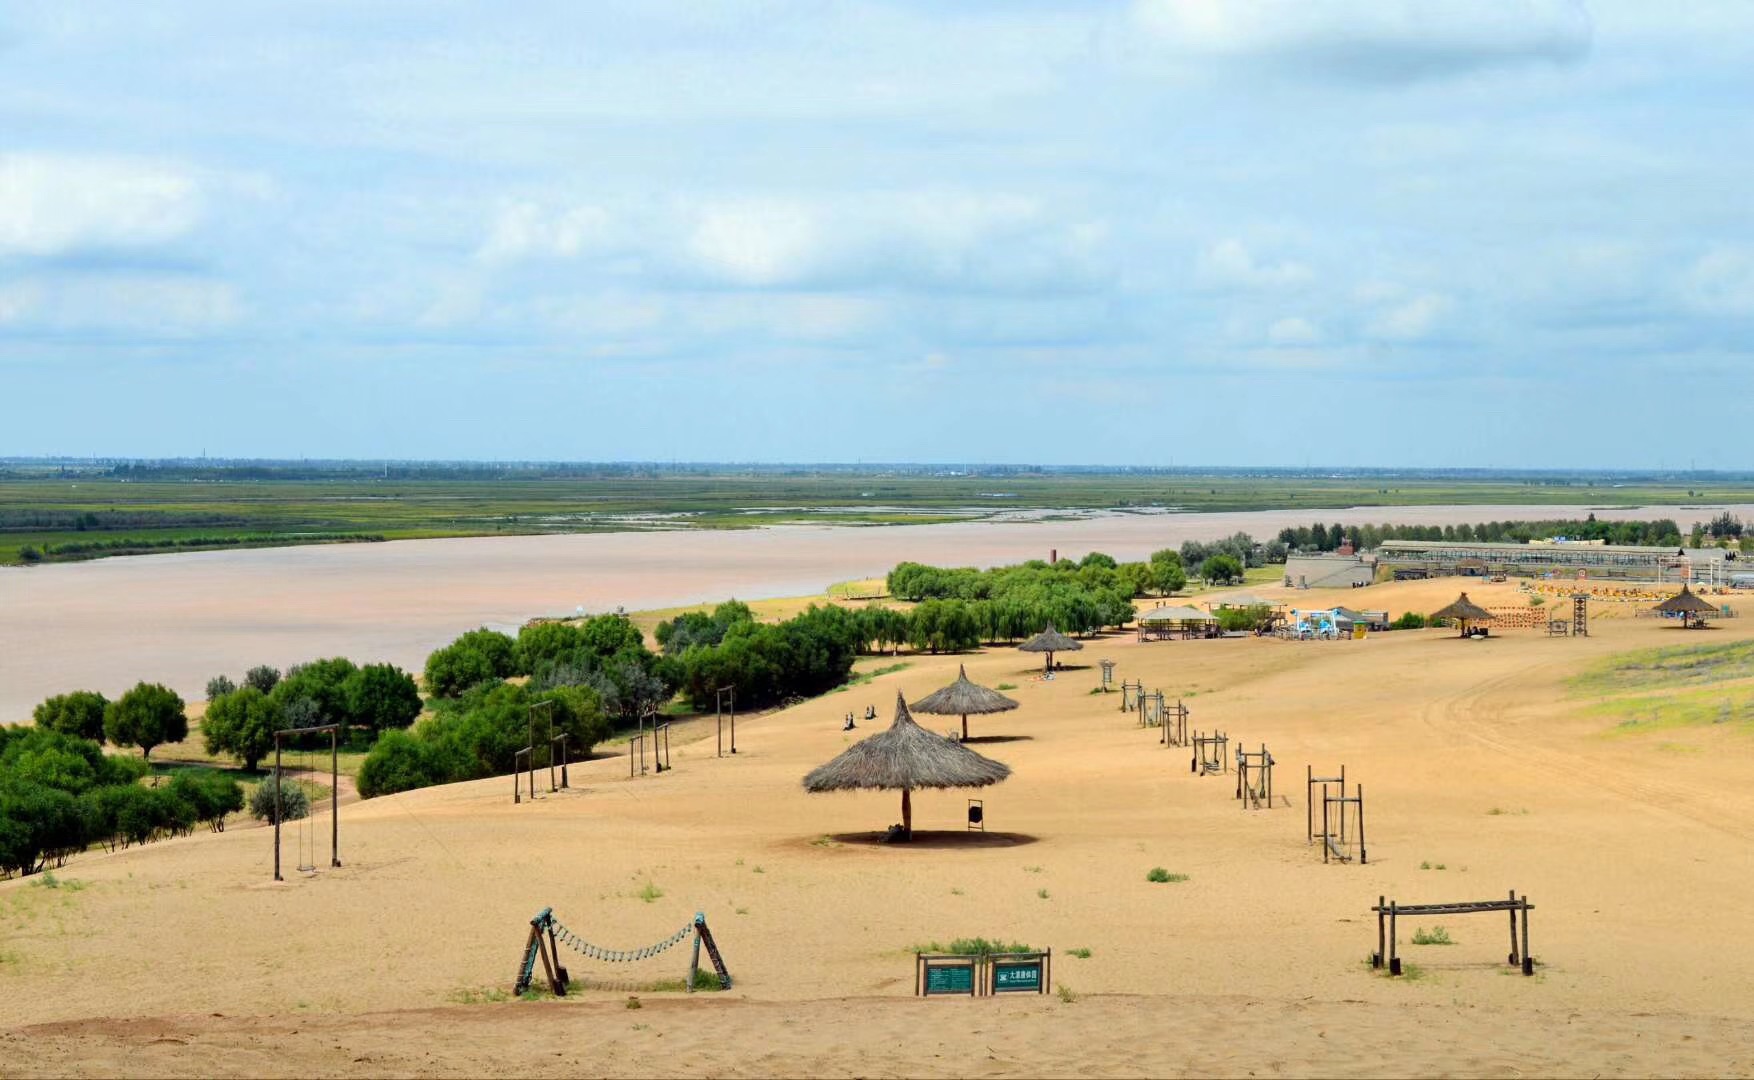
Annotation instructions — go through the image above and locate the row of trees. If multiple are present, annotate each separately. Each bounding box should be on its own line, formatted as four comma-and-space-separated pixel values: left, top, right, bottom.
33, 683, 189, 761
201, 659, 423, 771
669, 604, 862, 712
0, 725, 243, 878
357, 681, 609, 798
1278, 517, 1687, 553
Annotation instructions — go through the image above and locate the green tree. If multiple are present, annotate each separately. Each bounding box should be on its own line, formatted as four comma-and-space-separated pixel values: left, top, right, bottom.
103, 682, 188, 761
1148, 548, 1187, 594
1202, 554, 1244, 585
423, 640, 501, 698
514, 621, 585, 674
273, 657, 359, 726
32, 690, 109, 742
342, 663, 423, 733
244, 665, 281, 693
201, 686, 286, 771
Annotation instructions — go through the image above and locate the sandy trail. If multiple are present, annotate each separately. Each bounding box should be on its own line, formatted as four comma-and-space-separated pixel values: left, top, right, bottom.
4, 577, 1753, 1076
4, 501, 1748, 722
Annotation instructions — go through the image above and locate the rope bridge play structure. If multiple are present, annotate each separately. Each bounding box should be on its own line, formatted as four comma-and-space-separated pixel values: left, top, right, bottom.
1307, 765, 1366, 864
1372, 891, 1534, 976
1234, 743, 1275, 809
516, 907, 732, 996
1190, 730, 1228, 776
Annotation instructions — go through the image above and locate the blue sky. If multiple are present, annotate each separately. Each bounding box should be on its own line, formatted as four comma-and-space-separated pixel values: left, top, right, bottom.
1, 1, 1751, 467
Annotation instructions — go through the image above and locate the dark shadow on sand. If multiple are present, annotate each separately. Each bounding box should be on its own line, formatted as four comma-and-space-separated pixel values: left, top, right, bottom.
827, 829, 1039, 849
958, 735, 1033, 745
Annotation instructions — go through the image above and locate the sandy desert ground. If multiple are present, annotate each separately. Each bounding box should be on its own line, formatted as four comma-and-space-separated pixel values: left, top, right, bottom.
4, 577, 1754, 1077
5, 500, 1751, 723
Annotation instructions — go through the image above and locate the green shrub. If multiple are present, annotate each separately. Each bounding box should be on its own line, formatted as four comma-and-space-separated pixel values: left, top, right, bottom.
249, 777, 311, 822
1146, 867, 1188, 883
103, 682, 188, 761
1390, 611, 1426, 631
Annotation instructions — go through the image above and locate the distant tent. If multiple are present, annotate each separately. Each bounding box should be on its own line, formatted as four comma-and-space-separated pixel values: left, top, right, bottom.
1429, 592, 1494, 637
1018, 624, 1082, 674
1652, 585, 1719, 629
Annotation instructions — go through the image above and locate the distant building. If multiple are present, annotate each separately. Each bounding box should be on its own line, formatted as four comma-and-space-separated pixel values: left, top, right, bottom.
1377, 539, 1734, 583
1283, 553, 1376, 589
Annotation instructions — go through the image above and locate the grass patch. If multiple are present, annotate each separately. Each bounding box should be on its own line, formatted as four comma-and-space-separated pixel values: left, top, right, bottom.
1057, 984, 1079, 1003
30, 872, 84, 892
645, 969, 727, 993
1036, 888, 1050, 900
913, 937, 1032, 957
1572, 639, 1754, 695
636, 880, 664, 903
995, 683, 1018, 691
1486, 807, 1530, 816
449, 986, 511, 1005
1067, 947, 1092, 959
1418, 861, 1447, 871
1412, 926, 1454, 946
811, 835, 840, 847
843, 662, 911, 688
1146, 867, 1188, 883
1587, 684, 1754, 736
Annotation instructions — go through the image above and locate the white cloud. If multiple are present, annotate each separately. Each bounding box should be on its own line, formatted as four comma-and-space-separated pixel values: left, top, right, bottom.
1680, 249, 1754, 316
1266, 316, 1321, 344
1132, 0, 1591, 82
1366, 292, 1450, 341
0, 154, 202, 257
1199, 239, 1311, 289
478, 192, 1110, 294
1, 275, 240, 334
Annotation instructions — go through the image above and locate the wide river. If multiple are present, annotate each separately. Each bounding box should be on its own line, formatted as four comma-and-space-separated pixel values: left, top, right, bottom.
2, 502, 1747, 721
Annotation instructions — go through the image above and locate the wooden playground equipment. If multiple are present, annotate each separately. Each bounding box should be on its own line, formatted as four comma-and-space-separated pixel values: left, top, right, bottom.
1234, 743, 1274, 809
1308, 766, 1366, 864
514, 702, 569, 804
1190, 730, 1228, 776
516, 907, 732, 996
1120, 679, 1143, 714
715, 685, 737, 756
1099, 659, 1115, 691
1372, 890, 1533, 976
271, 723, 341, 881
1158, 698, 1189, 748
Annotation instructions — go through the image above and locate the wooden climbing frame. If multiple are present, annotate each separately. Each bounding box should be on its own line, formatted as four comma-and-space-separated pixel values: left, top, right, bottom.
1235, 743, 1274, 808
1159, 698, 1188, 748
1190, 730, 1228, 775
1372, 891, 1533, 976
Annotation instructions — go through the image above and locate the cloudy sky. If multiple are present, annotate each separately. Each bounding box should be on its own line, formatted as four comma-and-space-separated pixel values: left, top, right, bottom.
2, 1, 1751, 466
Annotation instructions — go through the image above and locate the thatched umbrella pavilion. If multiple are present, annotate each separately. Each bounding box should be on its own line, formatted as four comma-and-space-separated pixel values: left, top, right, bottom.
1430, 592, 1495, 637
911, 664, 1019, 741
804, 692, 1011, 840
1018, 623, 1082, 674
1653, 584, 1719, 629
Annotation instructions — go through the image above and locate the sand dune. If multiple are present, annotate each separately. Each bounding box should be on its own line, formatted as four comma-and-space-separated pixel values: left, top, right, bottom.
4, 577, 1753, 1076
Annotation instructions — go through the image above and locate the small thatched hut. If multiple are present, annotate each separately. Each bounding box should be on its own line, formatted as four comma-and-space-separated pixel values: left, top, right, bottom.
804, 692, 1011, 839
1652, 585, 1719, 629
1430, 592, 1495, 637
911, 664, 1019, 740
1018, 623, 1082, 673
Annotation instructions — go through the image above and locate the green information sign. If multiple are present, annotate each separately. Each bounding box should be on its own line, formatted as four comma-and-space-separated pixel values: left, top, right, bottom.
991, 959, 1043, 993
922, 961, 976, 995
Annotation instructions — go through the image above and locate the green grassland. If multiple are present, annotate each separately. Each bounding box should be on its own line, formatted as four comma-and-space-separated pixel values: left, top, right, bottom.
3, 466, 1749, 566
1572, 639, 1754, 737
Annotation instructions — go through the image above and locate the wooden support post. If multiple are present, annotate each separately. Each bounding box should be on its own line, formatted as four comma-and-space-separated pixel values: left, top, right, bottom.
1389, 902, 1401, 975
1374, 895, 1386, 968
1507, 889, 1520, 965
1357, 784, 1367, 865
1520, 898, 1531, 973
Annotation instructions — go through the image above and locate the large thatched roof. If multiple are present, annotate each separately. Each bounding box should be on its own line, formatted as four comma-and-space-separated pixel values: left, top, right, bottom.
1018, 624, 1083, 653
911, 665, 1019, 717
1654, 585, 1719, 615
1430, 592, 1494, 622
803, 693, 1012, 793
1139, 604, 1215, 624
